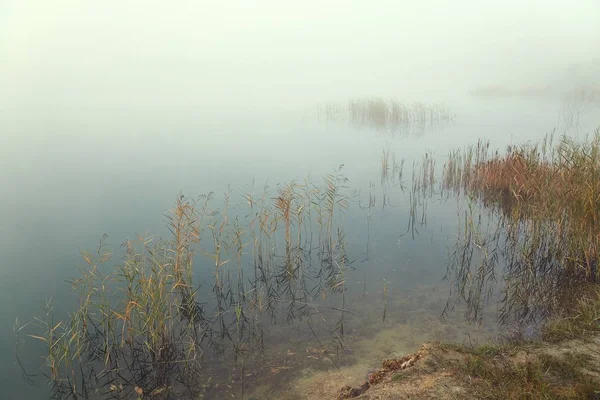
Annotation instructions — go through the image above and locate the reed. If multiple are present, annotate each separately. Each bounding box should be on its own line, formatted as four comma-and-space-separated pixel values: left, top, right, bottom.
19, 170, 355, 399
319, 98, 454, 136
382, 279, 390, 323
381, 146, 391, 184
440, 128, 600, 325
401, 153, 435, 239
358, 181, 376, 261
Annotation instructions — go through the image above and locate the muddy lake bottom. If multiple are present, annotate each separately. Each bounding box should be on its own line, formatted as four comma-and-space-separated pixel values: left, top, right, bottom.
199, 281, 498, 399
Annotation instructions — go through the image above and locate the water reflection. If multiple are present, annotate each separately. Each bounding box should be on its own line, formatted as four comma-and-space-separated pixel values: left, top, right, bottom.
15, 99, 600, 398
18, 168, 367, 398
18, 157, 499, 399
413, 131, 600, 329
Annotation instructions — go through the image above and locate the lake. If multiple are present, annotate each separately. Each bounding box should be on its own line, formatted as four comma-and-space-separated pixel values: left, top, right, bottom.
1, 96, 598, 398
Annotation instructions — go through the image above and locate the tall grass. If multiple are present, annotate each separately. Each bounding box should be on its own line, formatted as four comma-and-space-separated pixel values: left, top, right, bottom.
440, 129, 600, 325
19, 170, 354, 399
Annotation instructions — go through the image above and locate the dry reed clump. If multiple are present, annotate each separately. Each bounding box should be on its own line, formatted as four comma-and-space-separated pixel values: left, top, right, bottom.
469, 152, 554, 205
447, 131, 600, 277
440, 129, 600, 325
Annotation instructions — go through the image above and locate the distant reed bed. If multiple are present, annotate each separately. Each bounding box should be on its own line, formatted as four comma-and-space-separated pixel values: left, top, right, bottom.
318, 98, 454, 135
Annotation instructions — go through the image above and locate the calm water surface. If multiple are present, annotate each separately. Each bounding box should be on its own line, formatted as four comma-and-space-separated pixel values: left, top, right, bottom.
1, 97, 598, 398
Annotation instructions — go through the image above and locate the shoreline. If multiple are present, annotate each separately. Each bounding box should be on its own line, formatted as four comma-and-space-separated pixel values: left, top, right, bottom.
331, 287, 600, 399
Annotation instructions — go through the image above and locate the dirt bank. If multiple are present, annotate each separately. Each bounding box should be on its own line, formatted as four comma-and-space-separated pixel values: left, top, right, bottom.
332, 336, 600, 399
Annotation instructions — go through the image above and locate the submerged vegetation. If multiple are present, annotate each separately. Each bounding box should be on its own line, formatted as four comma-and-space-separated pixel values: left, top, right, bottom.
318, 98, 454, 135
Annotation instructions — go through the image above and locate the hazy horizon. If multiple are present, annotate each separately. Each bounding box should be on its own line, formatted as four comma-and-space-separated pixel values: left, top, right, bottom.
1, 2, 600, 397
1, 0, 598, 121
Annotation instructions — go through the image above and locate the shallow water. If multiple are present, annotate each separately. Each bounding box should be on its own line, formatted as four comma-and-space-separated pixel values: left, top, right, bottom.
1, 97, 598, 398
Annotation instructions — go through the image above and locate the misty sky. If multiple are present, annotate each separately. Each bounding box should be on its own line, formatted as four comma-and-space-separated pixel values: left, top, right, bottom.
1, 0, 599, 117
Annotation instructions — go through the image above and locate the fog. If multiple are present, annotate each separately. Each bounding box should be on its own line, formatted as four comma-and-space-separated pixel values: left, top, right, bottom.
1, 0, 598, 122
1, 2, 600, 397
